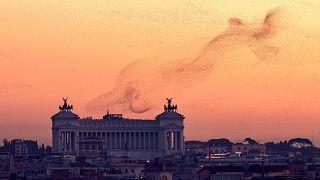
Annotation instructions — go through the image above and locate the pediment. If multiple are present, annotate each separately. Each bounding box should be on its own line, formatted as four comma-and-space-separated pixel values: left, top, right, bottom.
57, 122, 77, 129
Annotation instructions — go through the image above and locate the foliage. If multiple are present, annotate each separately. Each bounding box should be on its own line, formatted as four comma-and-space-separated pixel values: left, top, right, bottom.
244, 138, 258, 145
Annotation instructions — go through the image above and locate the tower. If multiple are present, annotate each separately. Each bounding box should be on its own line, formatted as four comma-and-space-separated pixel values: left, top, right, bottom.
51, 98, 79, 154
156, 98, 185, 155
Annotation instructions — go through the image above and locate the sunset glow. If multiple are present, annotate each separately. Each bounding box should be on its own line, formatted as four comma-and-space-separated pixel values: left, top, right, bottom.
1, 0, 320, 145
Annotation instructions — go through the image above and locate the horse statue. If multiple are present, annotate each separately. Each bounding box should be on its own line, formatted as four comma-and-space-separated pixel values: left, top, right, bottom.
67, 105, 73, 111
168, 104, 178, 112
164, 98, 178, 112
59, 97, 73, 111
172, 105, 178, 111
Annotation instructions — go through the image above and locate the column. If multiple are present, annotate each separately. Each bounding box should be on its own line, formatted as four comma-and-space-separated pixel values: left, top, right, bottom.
63, 131, 66, 151
140, 132, 144, 149
143, 132, 146, 149
114, 132, 117, 149
79, 132, 82, 140
118, 132, 121, 149
155, 132, 159, 149
126, 132, 130, 149
174, 131, 178, 151
150, 132, 154, 149
65, 131, 67, 151
131, 132, 134, 149
148, 132, 152, 149
115, 132, 118, 149
59, 131, 63, 152
122, 132, 125, 149
181, 130, 184, 153
65, 131, 69, 151
68, 131, 71, 151
70, 131, 73, 151
71, 132, 75, 151
130, 132, 133, 149
135, 132, 139, 149
111, 132, 115, 149
107, 132, 110, 149
177, 131, 181, 151
124, 132, 127, 149
145, 132, 148, 149
109, 132, 111, 149
139, 132, 142, 149
172, 131, 175, 151
128, 132, 132, 149
110, 132, 113, 149
119, 132, 122, 149
167, 131, 171, 150
68, 132, 71, 151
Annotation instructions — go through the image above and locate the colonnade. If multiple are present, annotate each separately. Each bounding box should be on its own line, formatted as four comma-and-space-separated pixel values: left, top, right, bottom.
59, 130, 183, 153
166, 130, 182, 151
78, 131, 160, 150
60, 131, 75, 151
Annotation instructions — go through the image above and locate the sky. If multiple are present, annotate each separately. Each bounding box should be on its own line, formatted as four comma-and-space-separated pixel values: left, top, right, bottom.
1, 0, 320, 146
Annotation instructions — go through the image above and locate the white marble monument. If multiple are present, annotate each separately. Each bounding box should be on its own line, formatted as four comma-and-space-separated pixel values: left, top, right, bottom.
51, 98, 185, 160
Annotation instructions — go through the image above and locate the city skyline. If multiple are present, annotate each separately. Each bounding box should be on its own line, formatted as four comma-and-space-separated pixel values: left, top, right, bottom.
1, 0, 320, 146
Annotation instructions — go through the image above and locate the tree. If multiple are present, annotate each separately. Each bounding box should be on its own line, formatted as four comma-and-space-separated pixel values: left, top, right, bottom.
265, 141, 291, 152
1, 138, 11, 152
288, 138, 313, 148
45, 146, 52, 154
244, 138, 258, 145
2, 138, 8, 145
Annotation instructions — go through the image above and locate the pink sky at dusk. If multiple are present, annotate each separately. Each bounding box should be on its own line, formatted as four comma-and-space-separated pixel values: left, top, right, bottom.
1, 0, 320, 146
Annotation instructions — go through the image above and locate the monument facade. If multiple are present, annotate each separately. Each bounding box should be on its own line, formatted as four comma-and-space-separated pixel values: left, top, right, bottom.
51, 98, 185, 159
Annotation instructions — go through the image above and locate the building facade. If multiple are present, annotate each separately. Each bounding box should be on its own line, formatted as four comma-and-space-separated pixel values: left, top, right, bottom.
51, 98, 185, 160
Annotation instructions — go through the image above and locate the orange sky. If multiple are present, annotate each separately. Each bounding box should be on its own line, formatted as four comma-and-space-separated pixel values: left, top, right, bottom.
1, 0, 320, 146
